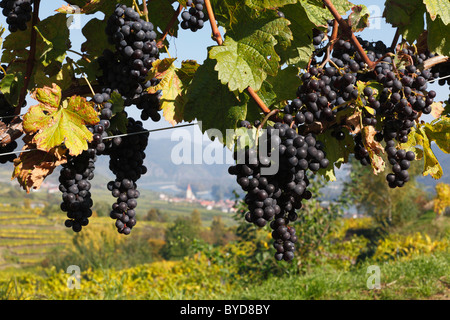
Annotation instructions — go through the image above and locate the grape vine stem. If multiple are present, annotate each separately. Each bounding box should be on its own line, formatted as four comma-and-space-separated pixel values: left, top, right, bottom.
15, 0, 41, 117
256, 109, 279, 147
319, 19, 339, 68
142, 0, 149, 22
61, 85, 103, 100
204, 0, 279, 121
67, 49, 91, 63
390, 28, 400, 52
156, 4, 182, 48
322, 0, 376, 70
204, 0, 223, 45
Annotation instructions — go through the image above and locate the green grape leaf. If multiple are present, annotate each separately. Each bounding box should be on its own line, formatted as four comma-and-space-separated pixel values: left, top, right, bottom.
178, 60, 201, 83
74, 57, 101, 82
148, 0, 179, 38
171, 60, 202, 120
0, 72, 24, 106
109, 91, 125, 115
109, 111, 128, 134
183, 58, 249, 148
2, 14, 70, 87
1, 22, 34, 61
423, 0, 450, 25
209, 10, 292, 92
426, 14, 450, 56
244, 0, 297, 9
208, 0, 246, 28
34, 14, 70, 68
81, 17, 114, 59
232, 126, 259, 152
383, 0, 413, 26
382, 0, 450, 48
399, 3, 426, 43
245, 81, 277, 124
299, 0, 353, 26
266, 65, 301, 102
276, 3, 316, 67
33, 61, 76, 92
209, 36, 277, 93
22, 84, 99, 156
317, 130, 353, 181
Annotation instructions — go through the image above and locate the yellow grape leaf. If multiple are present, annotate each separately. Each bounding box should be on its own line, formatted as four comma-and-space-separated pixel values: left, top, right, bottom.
147, 58, 199, 125
31, 83, 62, 110
147, 58, 177, 81
401, 126, 443, 179
423, 116, 450, 153
147, 58, 179, 125
434, 183, 450, 215
400, 127, 424, 160
430, 101, 444, 118
418, 126, 443, 179
23, 84, 98, 156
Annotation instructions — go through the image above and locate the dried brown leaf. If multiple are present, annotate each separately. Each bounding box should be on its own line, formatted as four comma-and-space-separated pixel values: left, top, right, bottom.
362, 125, 385, 175
343, 111, 362, 135
12, 136, 67, 193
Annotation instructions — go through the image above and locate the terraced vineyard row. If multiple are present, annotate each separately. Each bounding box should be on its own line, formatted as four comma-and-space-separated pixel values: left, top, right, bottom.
0, 208, 71, 268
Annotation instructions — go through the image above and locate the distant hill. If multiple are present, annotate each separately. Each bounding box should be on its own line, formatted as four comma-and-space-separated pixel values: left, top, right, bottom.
1, 138, 449, 199
91, 137, 237, 198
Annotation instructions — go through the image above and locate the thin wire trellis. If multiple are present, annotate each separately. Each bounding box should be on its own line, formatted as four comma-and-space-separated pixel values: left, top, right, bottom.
0, 122, 198, 157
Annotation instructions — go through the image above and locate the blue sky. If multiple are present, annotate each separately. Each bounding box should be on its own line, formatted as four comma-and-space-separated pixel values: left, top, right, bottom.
0, 0, 447, 141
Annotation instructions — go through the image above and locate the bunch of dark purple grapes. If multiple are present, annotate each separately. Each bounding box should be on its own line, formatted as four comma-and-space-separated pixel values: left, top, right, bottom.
0, 0, 33, 32
59, 151, 96, 232
300, 36, 442, 189
288, 65, 358, 126
58, 92, 112, 232
0, 140, 17, 164
180, 0, 208, 32
229, 121, 329, 261
97, 4, 161, 122
413, 51, 450, 86
0, 64, 15, 125
105, 117, 148, 235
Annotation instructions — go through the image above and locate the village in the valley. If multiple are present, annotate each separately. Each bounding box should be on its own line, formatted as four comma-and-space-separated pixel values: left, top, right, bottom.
157, 184, 237, 213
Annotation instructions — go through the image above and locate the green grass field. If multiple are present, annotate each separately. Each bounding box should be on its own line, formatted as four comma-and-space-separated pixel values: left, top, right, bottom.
221, 252, 449, 300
